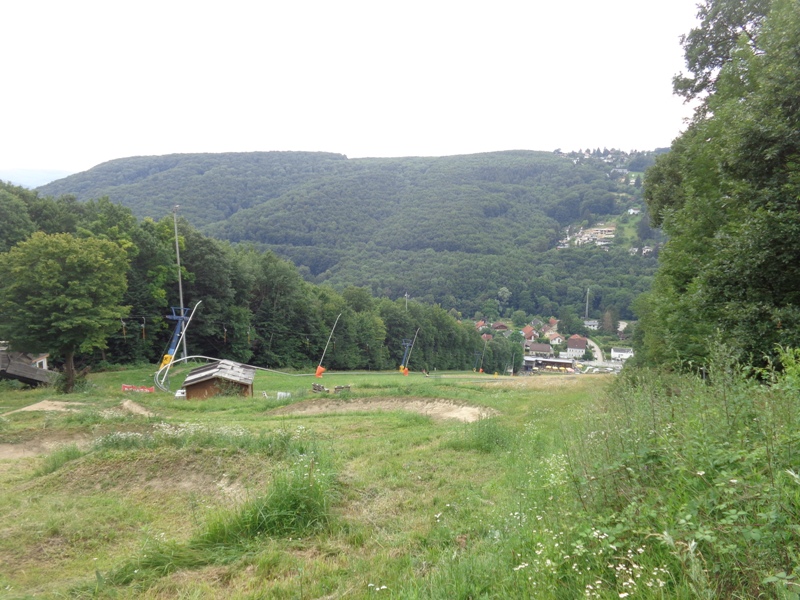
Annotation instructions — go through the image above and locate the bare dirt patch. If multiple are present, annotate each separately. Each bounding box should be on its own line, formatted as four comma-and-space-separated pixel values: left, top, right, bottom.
1, 400, 85, 416
0, 433, 91, 460
268, 397, 495, 422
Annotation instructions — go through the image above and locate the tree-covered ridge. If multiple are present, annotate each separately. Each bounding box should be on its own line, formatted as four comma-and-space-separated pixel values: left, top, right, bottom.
35, 149, 659, 320
37, 151, 349, 228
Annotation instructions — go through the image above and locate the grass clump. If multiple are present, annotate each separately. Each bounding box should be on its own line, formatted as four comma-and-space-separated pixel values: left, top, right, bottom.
444, 417, 515, 453
36, 443, 84, 475
202, 453, 335, 543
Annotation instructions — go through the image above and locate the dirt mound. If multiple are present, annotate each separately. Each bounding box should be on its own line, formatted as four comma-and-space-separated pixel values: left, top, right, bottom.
121, 399, 154, 416
268, 397, 495, 422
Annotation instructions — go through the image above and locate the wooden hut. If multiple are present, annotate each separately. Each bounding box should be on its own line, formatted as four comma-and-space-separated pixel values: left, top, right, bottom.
0, 343, 57, 386
181, 360, 255, 400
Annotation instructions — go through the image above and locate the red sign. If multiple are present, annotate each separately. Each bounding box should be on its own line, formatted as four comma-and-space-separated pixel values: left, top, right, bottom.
122, 385, 155, 393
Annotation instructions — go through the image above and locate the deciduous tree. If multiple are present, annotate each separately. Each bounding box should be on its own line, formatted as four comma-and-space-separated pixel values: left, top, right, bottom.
0, 232, 129, 391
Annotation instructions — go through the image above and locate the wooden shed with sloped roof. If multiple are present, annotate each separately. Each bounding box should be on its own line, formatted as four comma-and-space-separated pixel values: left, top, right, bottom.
181, 360, 255, 400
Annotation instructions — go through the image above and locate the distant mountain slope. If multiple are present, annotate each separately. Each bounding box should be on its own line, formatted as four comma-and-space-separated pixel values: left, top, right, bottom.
38, 151, 349, 227
37, 150, 656, 318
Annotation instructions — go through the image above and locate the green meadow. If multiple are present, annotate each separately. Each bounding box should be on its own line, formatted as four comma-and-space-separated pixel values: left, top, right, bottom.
1, 360, 798, 598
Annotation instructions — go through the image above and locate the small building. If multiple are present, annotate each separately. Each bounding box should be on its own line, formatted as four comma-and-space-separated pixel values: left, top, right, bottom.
611, 347, 635, 361
525, 342, 553, 357
566, 334, 588, 358
523, 356, 575, 372
583, 319, 599, 330
0, 343, 56, 386
182, 360, 256, 400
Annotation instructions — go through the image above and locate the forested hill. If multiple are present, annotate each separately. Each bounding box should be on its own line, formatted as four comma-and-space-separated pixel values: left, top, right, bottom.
38, 150, 658, 319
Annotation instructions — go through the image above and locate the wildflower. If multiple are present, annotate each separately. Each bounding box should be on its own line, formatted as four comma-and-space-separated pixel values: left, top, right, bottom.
696, 471, 705, 476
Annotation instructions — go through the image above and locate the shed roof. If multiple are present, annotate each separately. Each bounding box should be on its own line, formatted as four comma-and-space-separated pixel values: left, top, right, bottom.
183, 360, 256, 388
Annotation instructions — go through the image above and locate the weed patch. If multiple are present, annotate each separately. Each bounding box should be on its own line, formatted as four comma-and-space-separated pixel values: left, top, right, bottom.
36, 443, 85, 476
443, 417, 515, 453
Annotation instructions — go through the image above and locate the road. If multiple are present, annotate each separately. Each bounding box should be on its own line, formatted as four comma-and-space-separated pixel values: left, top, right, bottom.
586, 338, 604, 362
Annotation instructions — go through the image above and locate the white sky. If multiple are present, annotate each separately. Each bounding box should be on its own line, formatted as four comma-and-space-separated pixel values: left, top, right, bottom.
2, 0, 700, 173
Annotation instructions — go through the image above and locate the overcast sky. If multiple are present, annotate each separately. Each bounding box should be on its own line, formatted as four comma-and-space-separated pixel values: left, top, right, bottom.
3, 0, 700, 175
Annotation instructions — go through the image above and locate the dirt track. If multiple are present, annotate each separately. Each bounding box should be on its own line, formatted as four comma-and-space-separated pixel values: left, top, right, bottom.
268, 396, 495, 422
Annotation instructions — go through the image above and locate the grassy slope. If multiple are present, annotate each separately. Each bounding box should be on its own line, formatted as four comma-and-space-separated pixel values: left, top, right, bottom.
1, 362, 798, 598
0, 369, 595, 598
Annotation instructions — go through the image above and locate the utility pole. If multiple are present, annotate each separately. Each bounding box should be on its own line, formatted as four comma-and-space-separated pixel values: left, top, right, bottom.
585, 287, 591, 320
173, 205, 188, 359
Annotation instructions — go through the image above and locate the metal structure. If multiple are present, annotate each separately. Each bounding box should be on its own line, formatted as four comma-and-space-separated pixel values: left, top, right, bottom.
154, 301, 202, 391
473, 350, 482, 371
172, 205, 188, 359
400, 338, 413, 369
159, 306, 190, 369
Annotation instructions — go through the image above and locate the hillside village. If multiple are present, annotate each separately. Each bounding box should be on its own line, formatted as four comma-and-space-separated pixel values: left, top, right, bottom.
549, 147, 661, 255
474, 316, 634, 374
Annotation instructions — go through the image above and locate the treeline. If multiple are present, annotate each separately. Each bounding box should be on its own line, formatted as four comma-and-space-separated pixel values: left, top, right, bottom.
37, 150, 659, 320
0, 181, 519, 374
636, 0, 800, 370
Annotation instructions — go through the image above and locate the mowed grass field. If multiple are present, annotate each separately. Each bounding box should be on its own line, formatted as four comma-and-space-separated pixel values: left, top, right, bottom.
0, 366, 606, 598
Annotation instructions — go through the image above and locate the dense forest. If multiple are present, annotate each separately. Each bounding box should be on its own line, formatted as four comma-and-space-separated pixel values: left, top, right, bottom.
37, 150, 659, 320
0, 181, 521, 380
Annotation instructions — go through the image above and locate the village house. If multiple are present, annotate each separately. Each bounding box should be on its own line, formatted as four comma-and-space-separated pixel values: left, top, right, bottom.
565, 334, 588, 359
545, 331, 564, 345
611, 347, 635, 361
525, 342, 554, 357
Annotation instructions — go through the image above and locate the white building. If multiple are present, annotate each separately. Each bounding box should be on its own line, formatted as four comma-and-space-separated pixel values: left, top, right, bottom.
611, 347, 634, 361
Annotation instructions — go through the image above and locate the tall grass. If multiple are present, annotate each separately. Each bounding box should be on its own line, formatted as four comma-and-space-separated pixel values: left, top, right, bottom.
394, 353, 800, 598
550, 358, 799, 596
443, 417, 516, 453
201, 453, 335, 543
